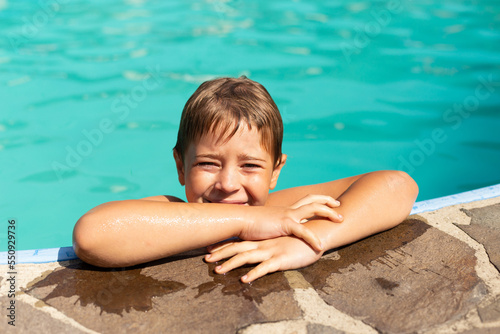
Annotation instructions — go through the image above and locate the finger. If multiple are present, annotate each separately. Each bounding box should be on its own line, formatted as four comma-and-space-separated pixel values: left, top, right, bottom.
207, 241, 234, 253
240, 259, 282, 283
291, 195, 340, 210
206, 237, 241, 252
287, 223, 323, 252
215, 249, 269, 274
322, 196, 341, 208
295, 202, 343, 223
206, 241, 257, 262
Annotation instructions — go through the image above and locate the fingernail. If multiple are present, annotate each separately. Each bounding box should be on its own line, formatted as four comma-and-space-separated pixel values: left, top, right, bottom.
335, 200, 340, 205
241, 275, 248, 282
205, 254, 211, 259
215, 265, 222, 272
338, 214, 343, 221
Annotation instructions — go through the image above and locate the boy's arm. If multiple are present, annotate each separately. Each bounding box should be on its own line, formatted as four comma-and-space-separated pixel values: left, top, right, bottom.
268, 170, 418, 244
206, 170, 419, 282
72, 196, 341, 267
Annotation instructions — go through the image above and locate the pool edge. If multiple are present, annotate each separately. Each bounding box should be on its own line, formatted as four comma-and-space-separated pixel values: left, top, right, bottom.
3, 182, 500, 265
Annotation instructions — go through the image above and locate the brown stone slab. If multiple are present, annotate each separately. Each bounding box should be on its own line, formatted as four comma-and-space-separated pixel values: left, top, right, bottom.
0, 296, 87, 333
299, 218, 487, 334
457, 203, 500, 272
477, 298, 500, 324
24, 250, 301, 333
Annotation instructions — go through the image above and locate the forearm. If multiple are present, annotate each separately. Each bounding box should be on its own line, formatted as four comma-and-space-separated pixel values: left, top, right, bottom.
73, 200, 250, 267
305, 171, 418, 251
73, 197, 326, 268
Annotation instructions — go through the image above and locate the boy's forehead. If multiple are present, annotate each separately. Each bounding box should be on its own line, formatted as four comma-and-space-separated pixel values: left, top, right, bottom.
190, 124, 272, 156
199, 124, 259, 146
210, 121, 256, 142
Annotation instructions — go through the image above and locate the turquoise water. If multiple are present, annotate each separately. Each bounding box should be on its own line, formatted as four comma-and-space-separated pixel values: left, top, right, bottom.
1, 0, 499, 251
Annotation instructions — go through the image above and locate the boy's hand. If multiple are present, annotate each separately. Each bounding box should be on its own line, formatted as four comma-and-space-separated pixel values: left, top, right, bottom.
205, 236, 323, 283
289, 194, 343, 222
238, 195, 342, 252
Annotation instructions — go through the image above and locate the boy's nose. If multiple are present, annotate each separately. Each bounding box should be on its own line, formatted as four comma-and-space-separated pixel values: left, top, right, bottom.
215, 167, 240, 193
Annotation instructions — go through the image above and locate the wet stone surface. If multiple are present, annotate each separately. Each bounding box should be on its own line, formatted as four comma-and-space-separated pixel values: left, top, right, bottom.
300, 218, 488, 334
457, 203, 500, 272
25, 263, 187, 315
24, 250, 301, 334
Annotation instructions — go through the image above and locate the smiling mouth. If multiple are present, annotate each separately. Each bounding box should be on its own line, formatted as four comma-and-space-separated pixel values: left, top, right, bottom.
203, 198, 248, 205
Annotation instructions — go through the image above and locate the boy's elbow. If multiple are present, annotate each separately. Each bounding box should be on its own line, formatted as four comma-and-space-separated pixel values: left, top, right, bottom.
73, 213, 108, 267
385, 170, 419, 209
396, 170, 419, 199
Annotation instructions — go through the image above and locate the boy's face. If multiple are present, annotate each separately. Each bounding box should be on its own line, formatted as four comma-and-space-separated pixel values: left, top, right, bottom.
174, 124, 285, 206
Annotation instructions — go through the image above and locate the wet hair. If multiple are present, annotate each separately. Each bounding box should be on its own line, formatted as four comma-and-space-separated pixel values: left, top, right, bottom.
174, 76, 283, 167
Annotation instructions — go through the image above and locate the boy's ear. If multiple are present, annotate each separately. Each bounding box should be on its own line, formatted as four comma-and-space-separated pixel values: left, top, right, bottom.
173, 149, 185, 186
269, 154, 287, 190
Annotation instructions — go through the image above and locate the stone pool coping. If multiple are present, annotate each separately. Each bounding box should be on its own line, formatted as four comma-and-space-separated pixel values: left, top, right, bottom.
1, 185, 500, 333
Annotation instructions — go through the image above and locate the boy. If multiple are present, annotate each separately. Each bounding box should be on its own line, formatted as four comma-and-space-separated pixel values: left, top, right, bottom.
73, 76, 418, 283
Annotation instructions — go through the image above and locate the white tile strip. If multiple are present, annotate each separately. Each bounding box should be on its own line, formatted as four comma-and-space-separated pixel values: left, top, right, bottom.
0, 246, 77, 265
411, 183, 500, 214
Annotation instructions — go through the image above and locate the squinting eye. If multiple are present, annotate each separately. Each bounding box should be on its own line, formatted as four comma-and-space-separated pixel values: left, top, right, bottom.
243, 164, 261, 169
197, 162, 217, 167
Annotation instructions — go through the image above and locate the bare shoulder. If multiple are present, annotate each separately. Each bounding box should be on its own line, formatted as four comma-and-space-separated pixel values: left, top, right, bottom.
266, 174, 364, 207
140, 195, 185, 203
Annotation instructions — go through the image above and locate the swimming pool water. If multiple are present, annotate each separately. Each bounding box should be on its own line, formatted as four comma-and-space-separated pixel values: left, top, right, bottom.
1, 0, 500, 251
